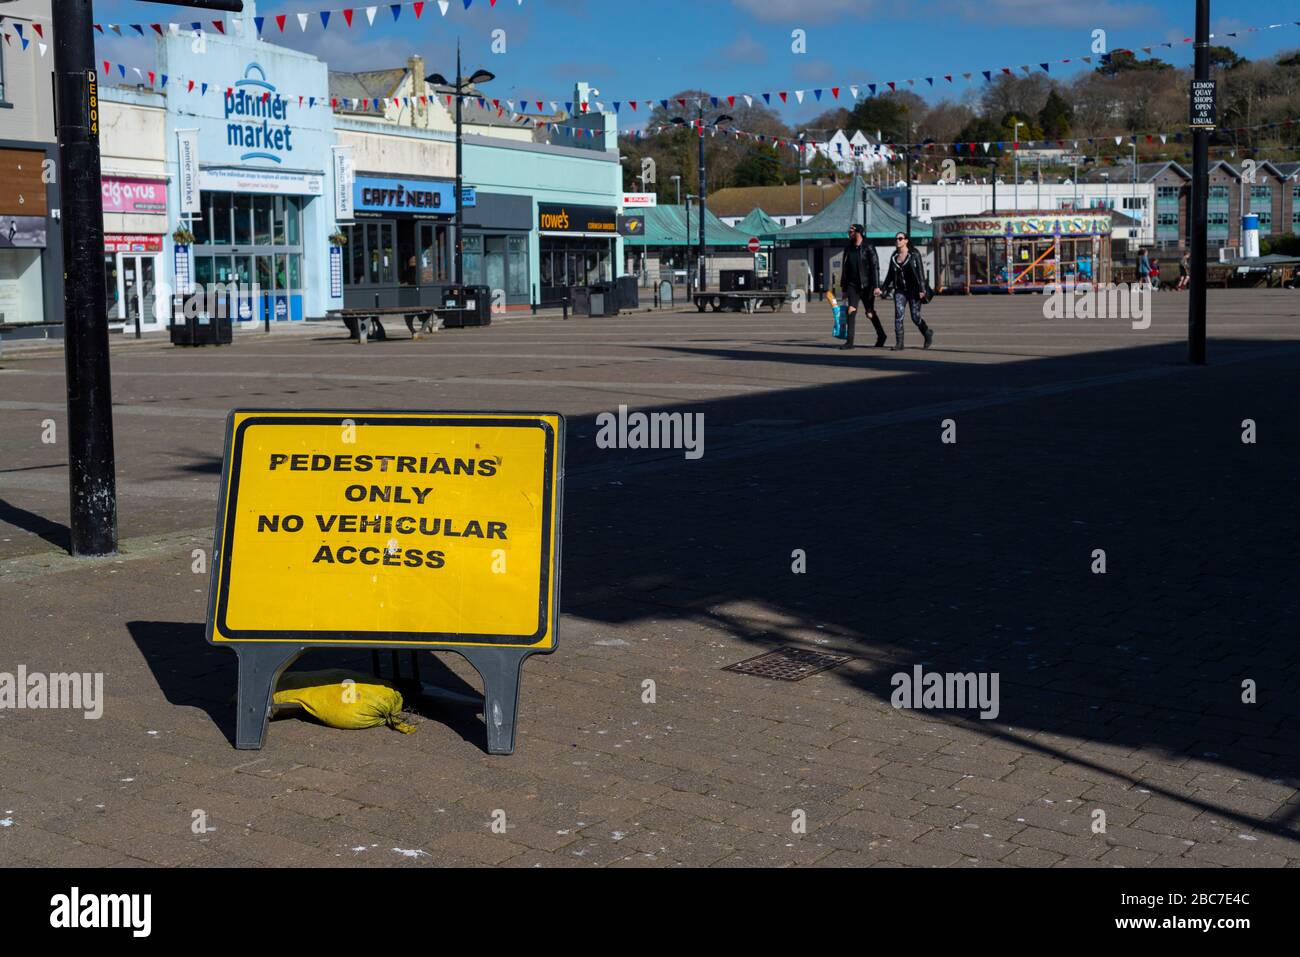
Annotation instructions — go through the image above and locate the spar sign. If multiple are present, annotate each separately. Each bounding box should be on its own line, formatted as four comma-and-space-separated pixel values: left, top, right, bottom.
207, 410, 565, 754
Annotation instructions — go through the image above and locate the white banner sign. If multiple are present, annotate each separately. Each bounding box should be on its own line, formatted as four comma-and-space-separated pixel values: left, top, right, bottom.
621, 192, 658, 208
198, 168, 324, 196
332, 146, 355, 221
177, 129, 200, 215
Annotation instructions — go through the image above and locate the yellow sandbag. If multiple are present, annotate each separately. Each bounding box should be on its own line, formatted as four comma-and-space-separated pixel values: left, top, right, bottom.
273, 669, 416, 733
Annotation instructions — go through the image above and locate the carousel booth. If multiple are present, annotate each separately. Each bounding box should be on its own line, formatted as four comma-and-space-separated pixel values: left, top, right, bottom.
933, 212, 1113, 293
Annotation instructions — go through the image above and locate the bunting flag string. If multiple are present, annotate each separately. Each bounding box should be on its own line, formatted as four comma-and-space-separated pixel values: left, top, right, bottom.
27, 0, 527, 35
3, 15, 1298, 158
34, 12, 1300, 126
624, 117, 1300, 162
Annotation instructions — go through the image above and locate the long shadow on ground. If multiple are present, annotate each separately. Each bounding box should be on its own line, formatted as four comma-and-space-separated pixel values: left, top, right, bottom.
112, 333, 1300, 833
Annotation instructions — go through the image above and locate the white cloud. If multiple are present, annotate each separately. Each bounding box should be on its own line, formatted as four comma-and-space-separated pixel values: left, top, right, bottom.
722, 33, 767, 64
938, 0, 1158, 29
731, 0, 875, 24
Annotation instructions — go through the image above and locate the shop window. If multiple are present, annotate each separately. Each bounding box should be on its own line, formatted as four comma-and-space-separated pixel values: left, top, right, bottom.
192, 207, 211, 245
103, 254, 121, 320
194, 256, 214, 288
417, 223, 448, 284
507, 235, 528, 297
346, 225, 364, 284
484, 235, 506, 294
396, 220, 418, 286
233, 195, 253, 245
463, 235, 483, 285
272, 197, 287, 245
211, 193, 233, 244
286, 197, 301, 245
254, 196, 273, 246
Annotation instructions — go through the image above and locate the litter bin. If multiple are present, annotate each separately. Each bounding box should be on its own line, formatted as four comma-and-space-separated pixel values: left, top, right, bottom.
169, 314, 197, 345
720, 269, 756, 292
439, 284, 493, 328
588, 282, 619, 317
616, 275, 639, 311
464, 284, 492, 326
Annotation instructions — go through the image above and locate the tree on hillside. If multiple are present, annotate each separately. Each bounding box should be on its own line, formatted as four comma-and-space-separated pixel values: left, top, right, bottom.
917, 100, 974, 144
1207, 45, 1247, 71
845, 92, 925, 143
980, 74, 1052, 125
1095, 50, 1173, 77
1038, 89, 1073, 138
731, 145, 786, 187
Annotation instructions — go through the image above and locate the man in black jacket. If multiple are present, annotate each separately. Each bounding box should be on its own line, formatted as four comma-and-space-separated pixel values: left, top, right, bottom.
839, 224, 886, 349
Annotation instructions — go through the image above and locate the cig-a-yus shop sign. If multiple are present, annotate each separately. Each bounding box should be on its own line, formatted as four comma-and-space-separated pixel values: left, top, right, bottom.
225, 63, 295, 163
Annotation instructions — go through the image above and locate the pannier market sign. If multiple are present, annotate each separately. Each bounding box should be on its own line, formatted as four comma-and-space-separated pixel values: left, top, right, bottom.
225, 63, 295, 164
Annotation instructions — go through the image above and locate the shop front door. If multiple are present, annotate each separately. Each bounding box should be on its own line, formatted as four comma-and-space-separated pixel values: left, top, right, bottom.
121, 255, 158, 329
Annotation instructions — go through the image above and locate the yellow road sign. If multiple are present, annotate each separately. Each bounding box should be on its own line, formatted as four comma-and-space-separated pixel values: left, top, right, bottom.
206, 410, 564, 650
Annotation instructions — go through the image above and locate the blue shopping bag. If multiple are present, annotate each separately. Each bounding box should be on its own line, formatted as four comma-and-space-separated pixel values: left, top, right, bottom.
831, 304, 848, 340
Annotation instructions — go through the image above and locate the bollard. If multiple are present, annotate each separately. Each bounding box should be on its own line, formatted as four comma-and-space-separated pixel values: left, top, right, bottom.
531, 294, 537, 316
562, 297, 569, 321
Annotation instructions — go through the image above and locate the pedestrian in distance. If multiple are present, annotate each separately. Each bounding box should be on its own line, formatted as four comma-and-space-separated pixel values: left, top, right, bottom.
1137, 247, 1152, 290
1177, 250, 1190, 292
1150, 256, 1161, 291
879, 232, 935, 351
838, 223, 886, 349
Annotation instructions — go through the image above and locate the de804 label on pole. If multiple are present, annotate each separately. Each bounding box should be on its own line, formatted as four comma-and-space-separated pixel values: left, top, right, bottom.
206, 410, 564, 650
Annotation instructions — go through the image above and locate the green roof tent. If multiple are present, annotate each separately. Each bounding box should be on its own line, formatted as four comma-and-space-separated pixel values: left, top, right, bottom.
735, 207, 785, 237
621, 204, 752, 247
764, 175, 932, 243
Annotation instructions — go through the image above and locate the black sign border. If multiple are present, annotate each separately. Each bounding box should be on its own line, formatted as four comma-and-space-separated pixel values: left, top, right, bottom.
205, 410, 563, 650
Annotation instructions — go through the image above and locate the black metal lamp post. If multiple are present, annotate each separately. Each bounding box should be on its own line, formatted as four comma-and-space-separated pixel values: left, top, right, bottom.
428, 48, 494, 288
49, 0, 243, 556
671, 107, 731, 291
1189, 0, 1210, 364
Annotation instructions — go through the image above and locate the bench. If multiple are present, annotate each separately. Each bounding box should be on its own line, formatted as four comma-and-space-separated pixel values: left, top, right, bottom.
329, 307, 442, 342
691, 291, 789, 314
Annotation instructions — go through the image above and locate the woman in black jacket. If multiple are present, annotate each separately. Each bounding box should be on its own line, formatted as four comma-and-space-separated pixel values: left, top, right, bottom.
879, 232, 935, 351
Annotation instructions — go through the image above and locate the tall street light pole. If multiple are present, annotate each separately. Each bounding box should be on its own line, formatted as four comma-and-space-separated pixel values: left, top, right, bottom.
428, 49, 494, 287
1189, 0, 1210, 364
672, 106, 731, 292
670, 174, 682, 282
1013, 120, 1023, 211
50, 0, 243, 556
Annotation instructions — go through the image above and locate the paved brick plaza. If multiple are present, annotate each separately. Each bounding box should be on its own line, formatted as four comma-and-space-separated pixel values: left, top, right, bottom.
1, 291, 1297, 867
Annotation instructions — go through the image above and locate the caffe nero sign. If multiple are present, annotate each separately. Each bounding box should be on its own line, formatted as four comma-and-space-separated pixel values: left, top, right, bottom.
539, 203, 617, 234
354, 177, 457, 215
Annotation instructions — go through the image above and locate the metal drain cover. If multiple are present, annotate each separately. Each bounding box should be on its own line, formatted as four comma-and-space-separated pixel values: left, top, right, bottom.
723, 646, 853, 681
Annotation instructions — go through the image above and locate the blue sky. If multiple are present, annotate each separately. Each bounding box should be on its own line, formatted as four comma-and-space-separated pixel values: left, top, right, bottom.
59, 0, 1300, 127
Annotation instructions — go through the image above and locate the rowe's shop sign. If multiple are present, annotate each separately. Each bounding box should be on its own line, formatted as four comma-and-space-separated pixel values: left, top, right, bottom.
538, 203, 617, 234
